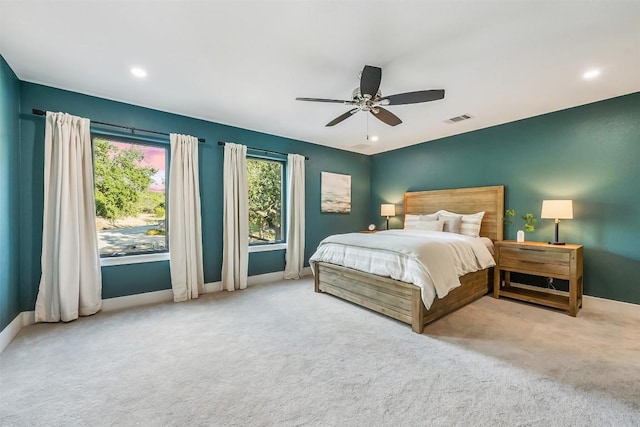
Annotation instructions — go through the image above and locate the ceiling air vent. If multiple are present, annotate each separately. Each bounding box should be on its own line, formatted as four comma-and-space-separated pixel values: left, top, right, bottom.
446, 114, 472, 123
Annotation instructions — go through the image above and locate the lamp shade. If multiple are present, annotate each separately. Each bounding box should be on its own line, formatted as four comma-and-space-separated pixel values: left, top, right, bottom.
380, 204, 396, 217
541, 200, 573, 219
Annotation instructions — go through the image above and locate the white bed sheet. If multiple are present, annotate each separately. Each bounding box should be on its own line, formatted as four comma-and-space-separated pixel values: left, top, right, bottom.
310, 229, 495, 309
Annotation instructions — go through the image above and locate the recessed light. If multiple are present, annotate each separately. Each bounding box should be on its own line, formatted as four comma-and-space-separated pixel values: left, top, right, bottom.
370, 135, 379, 142
131, 67, 147, 78
583, 69, 600, 80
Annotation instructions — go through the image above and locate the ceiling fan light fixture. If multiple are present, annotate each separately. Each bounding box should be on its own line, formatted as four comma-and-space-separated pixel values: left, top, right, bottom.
296, 65, 445, 127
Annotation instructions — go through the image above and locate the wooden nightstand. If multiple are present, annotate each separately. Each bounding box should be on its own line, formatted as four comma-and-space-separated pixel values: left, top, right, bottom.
493, 241, 584, 316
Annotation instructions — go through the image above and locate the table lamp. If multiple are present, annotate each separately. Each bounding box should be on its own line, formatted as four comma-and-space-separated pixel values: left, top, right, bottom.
541, 200, 573, 245
380, 204, 396, 230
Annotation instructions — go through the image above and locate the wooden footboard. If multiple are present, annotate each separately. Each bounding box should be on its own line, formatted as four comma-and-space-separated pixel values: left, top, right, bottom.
314, 261, 491, 333
312, 185, 501, 333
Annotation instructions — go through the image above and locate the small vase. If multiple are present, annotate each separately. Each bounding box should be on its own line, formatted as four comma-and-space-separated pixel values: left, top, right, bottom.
516, 230, 525, 243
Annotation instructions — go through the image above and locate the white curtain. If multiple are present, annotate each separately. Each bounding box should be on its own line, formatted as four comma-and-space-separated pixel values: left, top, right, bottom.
222, 143, 248, 291
284, 154, 306, 279
35, 112, 102, 322
168, 133, 204, 302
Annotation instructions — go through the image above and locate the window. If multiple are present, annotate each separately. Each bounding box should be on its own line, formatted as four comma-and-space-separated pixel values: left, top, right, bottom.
247, 157, 285, 245
93, 135, 168, 257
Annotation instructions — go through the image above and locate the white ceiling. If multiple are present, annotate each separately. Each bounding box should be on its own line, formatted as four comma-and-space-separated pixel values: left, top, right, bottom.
1, 1, 639, 155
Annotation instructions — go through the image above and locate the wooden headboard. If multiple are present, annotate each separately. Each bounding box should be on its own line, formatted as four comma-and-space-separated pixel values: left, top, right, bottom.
404, 185, 504, 241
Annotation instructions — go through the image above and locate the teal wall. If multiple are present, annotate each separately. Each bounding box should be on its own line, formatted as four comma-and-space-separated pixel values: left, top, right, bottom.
3, 53, 638, 328
18, 83, 370, 311
0, 56, 22, 330
371, 92, 640, 304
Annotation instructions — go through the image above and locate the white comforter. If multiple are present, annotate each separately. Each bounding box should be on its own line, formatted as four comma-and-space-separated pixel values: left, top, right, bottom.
309, 229, 495, 309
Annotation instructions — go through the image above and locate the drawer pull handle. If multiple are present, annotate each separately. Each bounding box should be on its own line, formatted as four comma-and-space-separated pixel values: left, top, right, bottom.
519, 248, 545, 252
522, 260, 545, 265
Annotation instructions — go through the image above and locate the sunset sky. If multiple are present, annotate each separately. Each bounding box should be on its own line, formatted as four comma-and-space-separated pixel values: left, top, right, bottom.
111, 141, 166, 192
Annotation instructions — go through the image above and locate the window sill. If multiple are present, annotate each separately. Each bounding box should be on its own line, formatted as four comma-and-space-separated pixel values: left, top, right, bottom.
100, 252, 170, 267
248, 243, 287, 253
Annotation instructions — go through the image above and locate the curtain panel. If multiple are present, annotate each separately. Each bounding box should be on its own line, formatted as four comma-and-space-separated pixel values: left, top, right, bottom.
35, 112, 102, 322
284, 154, 306, 279
168, 133, 204, 302
222, 143, 249, 291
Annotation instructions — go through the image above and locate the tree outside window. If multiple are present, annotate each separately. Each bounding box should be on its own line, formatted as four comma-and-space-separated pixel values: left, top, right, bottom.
247, 158, 284, 244
93, 136, 168, 256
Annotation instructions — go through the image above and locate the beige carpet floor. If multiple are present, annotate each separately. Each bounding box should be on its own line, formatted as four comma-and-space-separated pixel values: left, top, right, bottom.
1, 278, 639, 426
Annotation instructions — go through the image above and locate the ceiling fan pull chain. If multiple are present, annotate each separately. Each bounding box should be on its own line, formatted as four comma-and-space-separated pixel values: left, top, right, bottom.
366, 112, 369, 140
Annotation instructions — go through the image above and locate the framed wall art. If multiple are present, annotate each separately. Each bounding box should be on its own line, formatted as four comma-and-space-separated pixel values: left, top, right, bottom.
321, 171, 351, 213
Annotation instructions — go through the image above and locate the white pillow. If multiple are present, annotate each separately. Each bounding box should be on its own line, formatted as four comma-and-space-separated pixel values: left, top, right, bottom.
414, 219, 444, 232
404, 214, 421, 229
437, 212, 462, 233
404, 213, 439, 229
439, 210, 485, 238
419, 213, 439, 221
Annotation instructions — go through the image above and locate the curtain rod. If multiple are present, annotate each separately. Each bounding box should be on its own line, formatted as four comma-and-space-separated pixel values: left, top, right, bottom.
217, 141, 309, 160
31, 109, 206, 143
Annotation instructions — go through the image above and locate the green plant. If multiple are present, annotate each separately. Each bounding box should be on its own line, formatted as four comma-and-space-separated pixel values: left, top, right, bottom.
154, 206, 165, 219
505, 209, 537, 232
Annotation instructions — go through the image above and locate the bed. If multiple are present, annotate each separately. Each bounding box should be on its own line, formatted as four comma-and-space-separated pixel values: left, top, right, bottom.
311, 185, 504, 333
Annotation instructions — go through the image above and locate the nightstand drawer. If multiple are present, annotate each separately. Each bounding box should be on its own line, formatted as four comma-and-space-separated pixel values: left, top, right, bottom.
499, 257, 570, 276
499, 247, 570, 276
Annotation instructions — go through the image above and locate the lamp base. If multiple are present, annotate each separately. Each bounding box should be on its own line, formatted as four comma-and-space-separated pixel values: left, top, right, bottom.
548, 222, 566, 245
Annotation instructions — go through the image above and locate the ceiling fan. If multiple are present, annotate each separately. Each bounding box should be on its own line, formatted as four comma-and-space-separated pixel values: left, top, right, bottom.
296, 65, 445, 127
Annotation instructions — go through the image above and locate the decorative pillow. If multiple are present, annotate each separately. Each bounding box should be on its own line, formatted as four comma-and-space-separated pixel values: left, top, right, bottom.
439, 210, 485, 238
438, 212, 462, 233
414, 219, 444, 232
404, 214, 421, 229
459, 211, 485, 238
404, 213, 439, 229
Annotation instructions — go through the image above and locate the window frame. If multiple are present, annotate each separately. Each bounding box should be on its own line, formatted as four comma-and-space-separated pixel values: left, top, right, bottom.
246, 153, 287, 249
91, 131, 170, 262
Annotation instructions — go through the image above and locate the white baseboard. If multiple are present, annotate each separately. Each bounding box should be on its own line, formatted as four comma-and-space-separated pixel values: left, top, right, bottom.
101, 289, 175, 312
0, 267, 314, 354
205, 267, 312, 291
583, 294, 640, 317
22, 311, 35, 325
100, 268, 313, 312
0, 312, 26, 354
205, 281, 222, 293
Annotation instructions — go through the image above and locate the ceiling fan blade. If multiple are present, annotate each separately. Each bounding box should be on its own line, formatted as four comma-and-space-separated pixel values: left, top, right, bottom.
371, 107, 402, 126
383, 89, 445, 105
326, 109, 359, 127
296, 97, 355, 105
360, 65, 382, 99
